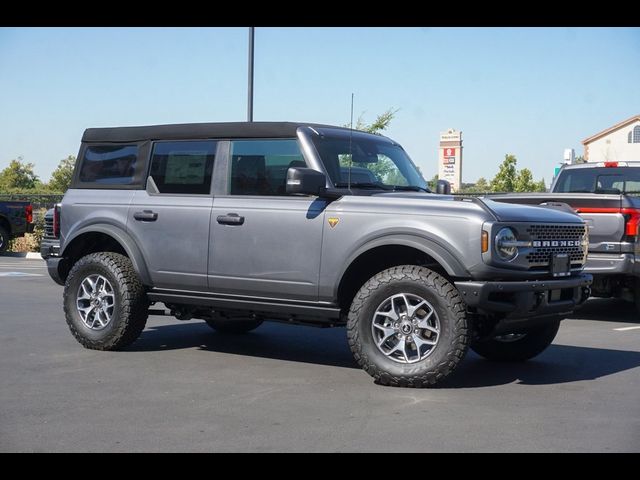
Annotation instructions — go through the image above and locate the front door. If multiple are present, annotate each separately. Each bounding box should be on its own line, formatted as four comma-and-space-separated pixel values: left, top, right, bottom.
209, 139, 326, 301
127, 140, 217, 290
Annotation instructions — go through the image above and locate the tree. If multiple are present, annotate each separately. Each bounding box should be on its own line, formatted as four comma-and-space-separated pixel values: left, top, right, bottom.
0, 157, 39, 191
48, 155, 77, 193
490, 154, 517, 193
460, 177, 489, 194
489, 154, 546, 193
427, 174, 439, 191
353, 108, 399, 135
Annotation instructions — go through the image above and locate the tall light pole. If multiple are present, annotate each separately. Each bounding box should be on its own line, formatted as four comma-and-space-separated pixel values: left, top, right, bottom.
247, 27, 255, 122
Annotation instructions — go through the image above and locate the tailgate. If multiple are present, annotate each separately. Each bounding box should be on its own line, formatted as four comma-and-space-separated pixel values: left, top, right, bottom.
577, 211, 625, 252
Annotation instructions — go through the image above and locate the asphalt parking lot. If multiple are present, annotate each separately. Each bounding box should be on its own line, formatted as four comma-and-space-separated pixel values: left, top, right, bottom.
1, 257, 638, 452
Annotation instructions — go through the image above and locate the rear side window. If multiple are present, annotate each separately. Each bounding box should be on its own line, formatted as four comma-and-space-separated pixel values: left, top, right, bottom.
555, 167, 640, 194
78, 145, 138, 184
149, 141, 216, 194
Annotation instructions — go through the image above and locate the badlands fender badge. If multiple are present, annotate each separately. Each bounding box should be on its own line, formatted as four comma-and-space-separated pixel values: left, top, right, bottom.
328, 217, 339, 228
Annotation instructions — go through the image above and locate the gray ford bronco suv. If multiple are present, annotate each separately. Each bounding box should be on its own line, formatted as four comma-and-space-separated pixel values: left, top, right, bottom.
46, 122, 592, 387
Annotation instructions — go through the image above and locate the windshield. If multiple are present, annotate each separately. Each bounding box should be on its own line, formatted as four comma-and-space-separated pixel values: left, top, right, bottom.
310, 133, 428, 190
555, 167, 640, 194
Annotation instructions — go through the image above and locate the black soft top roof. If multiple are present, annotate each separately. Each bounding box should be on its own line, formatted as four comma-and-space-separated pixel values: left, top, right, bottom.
82, 121, 350, 143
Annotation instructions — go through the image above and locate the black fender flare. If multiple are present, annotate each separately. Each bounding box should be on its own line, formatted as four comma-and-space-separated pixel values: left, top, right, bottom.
61, 224, 152, 285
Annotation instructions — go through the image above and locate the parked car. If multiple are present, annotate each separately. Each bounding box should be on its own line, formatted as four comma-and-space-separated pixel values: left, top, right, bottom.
45, 122, 592, 387
0, 200, 34, 254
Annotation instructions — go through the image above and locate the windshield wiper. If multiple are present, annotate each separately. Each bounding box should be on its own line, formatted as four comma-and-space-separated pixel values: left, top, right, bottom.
334, 182, 392, 190
393, 185, 431, 193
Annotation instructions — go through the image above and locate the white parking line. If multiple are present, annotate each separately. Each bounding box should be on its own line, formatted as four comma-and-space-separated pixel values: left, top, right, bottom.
0, 272, 44, 277
613, 326, 640, 331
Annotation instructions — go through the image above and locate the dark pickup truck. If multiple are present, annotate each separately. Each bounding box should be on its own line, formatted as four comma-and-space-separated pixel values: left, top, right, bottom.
0, 201, 34, 254
490, 161, 640, 313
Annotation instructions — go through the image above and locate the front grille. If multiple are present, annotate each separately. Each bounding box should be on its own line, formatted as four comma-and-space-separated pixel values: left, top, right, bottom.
44, 215, 54, 238
525, 224, 587, 267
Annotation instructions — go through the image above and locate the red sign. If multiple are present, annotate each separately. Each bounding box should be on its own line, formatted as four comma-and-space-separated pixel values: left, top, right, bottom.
443, 148, 456, 157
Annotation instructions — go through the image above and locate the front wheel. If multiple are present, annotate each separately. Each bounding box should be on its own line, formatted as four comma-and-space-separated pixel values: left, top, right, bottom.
63, 252, 149, 350
471, 320, 560, 362
347, 266, 469, 388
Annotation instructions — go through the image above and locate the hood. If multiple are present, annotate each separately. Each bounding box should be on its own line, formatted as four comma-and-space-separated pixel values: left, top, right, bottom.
480, 198, 583, 223
371, 192, 583, 224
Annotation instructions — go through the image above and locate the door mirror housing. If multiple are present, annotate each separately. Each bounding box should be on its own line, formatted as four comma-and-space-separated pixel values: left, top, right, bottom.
436, 179, 451, 195
286, 167, 327, 196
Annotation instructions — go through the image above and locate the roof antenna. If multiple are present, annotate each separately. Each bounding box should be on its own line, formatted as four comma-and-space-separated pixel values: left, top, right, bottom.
348, 93, 354, 191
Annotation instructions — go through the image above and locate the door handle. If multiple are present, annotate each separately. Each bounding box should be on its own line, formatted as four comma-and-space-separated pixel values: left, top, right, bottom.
217, 213, 245, 226
133, 210, 158, 222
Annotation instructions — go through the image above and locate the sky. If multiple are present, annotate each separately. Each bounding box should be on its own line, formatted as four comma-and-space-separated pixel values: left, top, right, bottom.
0, 27, 639, 185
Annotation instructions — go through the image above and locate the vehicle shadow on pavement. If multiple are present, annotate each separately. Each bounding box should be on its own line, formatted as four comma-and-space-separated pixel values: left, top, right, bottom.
129, 321, 360, 369
568, 298, 638, 323
130, 321, 640, 387
439, 345, 640, 389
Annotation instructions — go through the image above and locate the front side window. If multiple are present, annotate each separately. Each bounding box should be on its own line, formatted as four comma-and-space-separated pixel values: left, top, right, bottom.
79, 145, 138, 184
149, 141, 216, 194
310, 133, 427, 190
229, 139, 306, 195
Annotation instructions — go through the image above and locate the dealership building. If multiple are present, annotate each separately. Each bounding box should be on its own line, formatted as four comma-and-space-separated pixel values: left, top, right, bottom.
582, 114, 640, 162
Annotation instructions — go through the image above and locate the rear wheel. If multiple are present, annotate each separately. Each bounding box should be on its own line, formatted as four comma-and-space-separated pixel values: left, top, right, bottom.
0, 225, 9, 254
634, 278, 640, 316
471, 320, 560, 362
205, 312, 263, 334
347, 265, 469, 388
63, 252, 149, 350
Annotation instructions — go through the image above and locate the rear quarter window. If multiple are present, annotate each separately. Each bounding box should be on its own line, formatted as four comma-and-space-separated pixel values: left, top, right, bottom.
78, 145, 138, 184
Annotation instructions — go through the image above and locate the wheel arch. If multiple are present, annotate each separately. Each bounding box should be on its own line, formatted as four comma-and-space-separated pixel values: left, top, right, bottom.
0, 215, 11, 235
60, 225, 151, 285
335, 235, 469, 311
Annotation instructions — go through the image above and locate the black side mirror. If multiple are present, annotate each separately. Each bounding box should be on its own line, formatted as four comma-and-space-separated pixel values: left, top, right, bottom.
436, 179, 451, 195
286, 167, 327, 196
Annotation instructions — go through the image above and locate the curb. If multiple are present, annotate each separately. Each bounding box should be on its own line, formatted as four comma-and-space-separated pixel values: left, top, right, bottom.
0, 252, 43, 260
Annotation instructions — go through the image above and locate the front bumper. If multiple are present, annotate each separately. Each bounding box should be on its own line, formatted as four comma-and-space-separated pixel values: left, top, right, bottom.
455, 273, 592, 320
584, 253, 639, 276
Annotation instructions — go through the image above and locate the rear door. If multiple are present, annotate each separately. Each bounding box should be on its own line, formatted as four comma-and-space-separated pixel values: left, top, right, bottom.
127, 140, 217, 290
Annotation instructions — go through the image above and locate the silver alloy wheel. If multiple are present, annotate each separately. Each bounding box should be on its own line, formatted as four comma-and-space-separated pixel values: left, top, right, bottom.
494, 333, 527, 343
76, 274, 116, 330
371, 293, 440, 364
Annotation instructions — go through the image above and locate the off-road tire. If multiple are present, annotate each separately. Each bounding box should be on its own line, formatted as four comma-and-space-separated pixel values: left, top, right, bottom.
0, 225, 9, 254
347, 265, 469, 388
205, 312, 263, 334
471, 320, 560, 362
63, 252, 148, 350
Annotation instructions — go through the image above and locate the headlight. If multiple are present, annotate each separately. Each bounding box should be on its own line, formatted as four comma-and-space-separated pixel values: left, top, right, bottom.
495, 227, 518, 261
